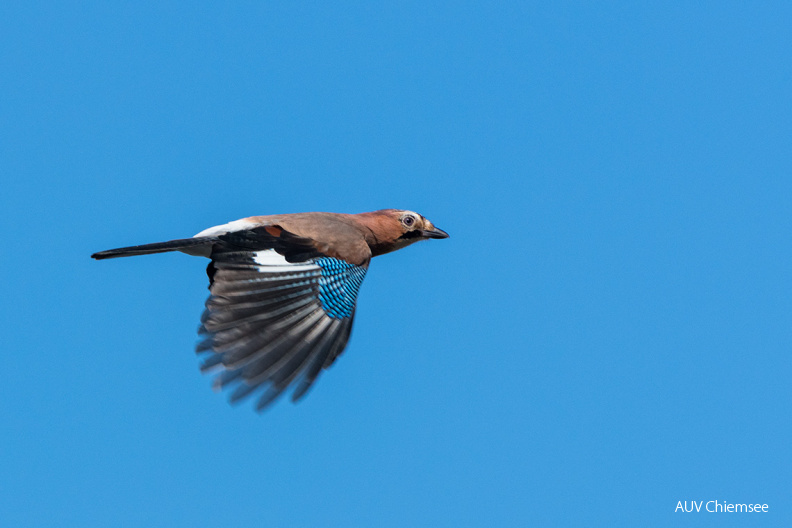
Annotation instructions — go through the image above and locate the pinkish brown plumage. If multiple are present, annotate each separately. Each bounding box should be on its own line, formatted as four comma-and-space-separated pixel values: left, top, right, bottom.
92, 209, 448, 411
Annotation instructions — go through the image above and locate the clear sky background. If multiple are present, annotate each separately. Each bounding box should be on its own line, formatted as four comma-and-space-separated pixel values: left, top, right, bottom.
2, 2, 790, 527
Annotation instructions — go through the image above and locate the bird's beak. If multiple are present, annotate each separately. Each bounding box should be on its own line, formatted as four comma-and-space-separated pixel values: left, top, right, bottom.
420, 227, 449, 239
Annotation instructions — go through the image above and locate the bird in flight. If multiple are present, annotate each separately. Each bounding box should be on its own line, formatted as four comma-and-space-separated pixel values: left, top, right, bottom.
92, 209, 448, 411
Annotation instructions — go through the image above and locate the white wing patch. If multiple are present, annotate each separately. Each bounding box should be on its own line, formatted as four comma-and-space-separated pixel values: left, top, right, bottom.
253, 249, 319, 272
194, 218, 259, 238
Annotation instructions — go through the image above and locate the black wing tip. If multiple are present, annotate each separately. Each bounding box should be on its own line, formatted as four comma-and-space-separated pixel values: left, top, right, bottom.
255, 386, 289, 412
290, 381, 315, 403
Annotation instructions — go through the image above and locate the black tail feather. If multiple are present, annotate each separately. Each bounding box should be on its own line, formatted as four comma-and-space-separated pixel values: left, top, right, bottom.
91, 237, 216, 260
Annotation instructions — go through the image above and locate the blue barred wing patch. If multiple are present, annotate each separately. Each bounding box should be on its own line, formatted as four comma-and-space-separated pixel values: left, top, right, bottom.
314, 257, 367, 319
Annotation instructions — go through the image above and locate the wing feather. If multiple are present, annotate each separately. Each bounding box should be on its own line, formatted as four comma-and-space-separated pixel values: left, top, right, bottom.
196, 227, 368, 410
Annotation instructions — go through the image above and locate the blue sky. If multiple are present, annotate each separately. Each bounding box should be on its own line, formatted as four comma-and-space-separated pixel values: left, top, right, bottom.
2, 2, 790, 526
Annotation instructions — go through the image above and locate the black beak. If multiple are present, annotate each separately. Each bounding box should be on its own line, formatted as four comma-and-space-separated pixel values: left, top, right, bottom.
420, 227, 449, 239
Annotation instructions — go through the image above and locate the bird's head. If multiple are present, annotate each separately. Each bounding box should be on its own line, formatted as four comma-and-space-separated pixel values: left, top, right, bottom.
392, 209, 449, 241
357, 209, 449, 256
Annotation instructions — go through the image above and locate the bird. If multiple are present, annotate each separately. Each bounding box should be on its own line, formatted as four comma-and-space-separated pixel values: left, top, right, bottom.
92, 209, 448, 411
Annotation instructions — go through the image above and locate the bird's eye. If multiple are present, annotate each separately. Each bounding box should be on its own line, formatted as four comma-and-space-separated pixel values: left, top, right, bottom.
402, 215, 416, 227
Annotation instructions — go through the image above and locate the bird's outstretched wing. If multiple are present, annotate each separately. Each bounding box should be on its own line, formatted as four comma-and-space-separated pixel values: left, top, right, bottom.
197, 226, 368, 410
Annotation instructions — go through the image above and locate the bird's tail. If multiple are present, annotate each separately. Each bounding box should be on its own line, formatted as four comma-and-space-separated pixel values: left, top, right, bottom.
91, 237, 216, 260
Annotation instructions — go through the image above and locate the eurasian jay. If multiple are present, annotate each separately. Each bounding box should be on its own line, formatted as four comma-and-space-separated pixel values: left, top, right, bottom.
92, 209, 448, 411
